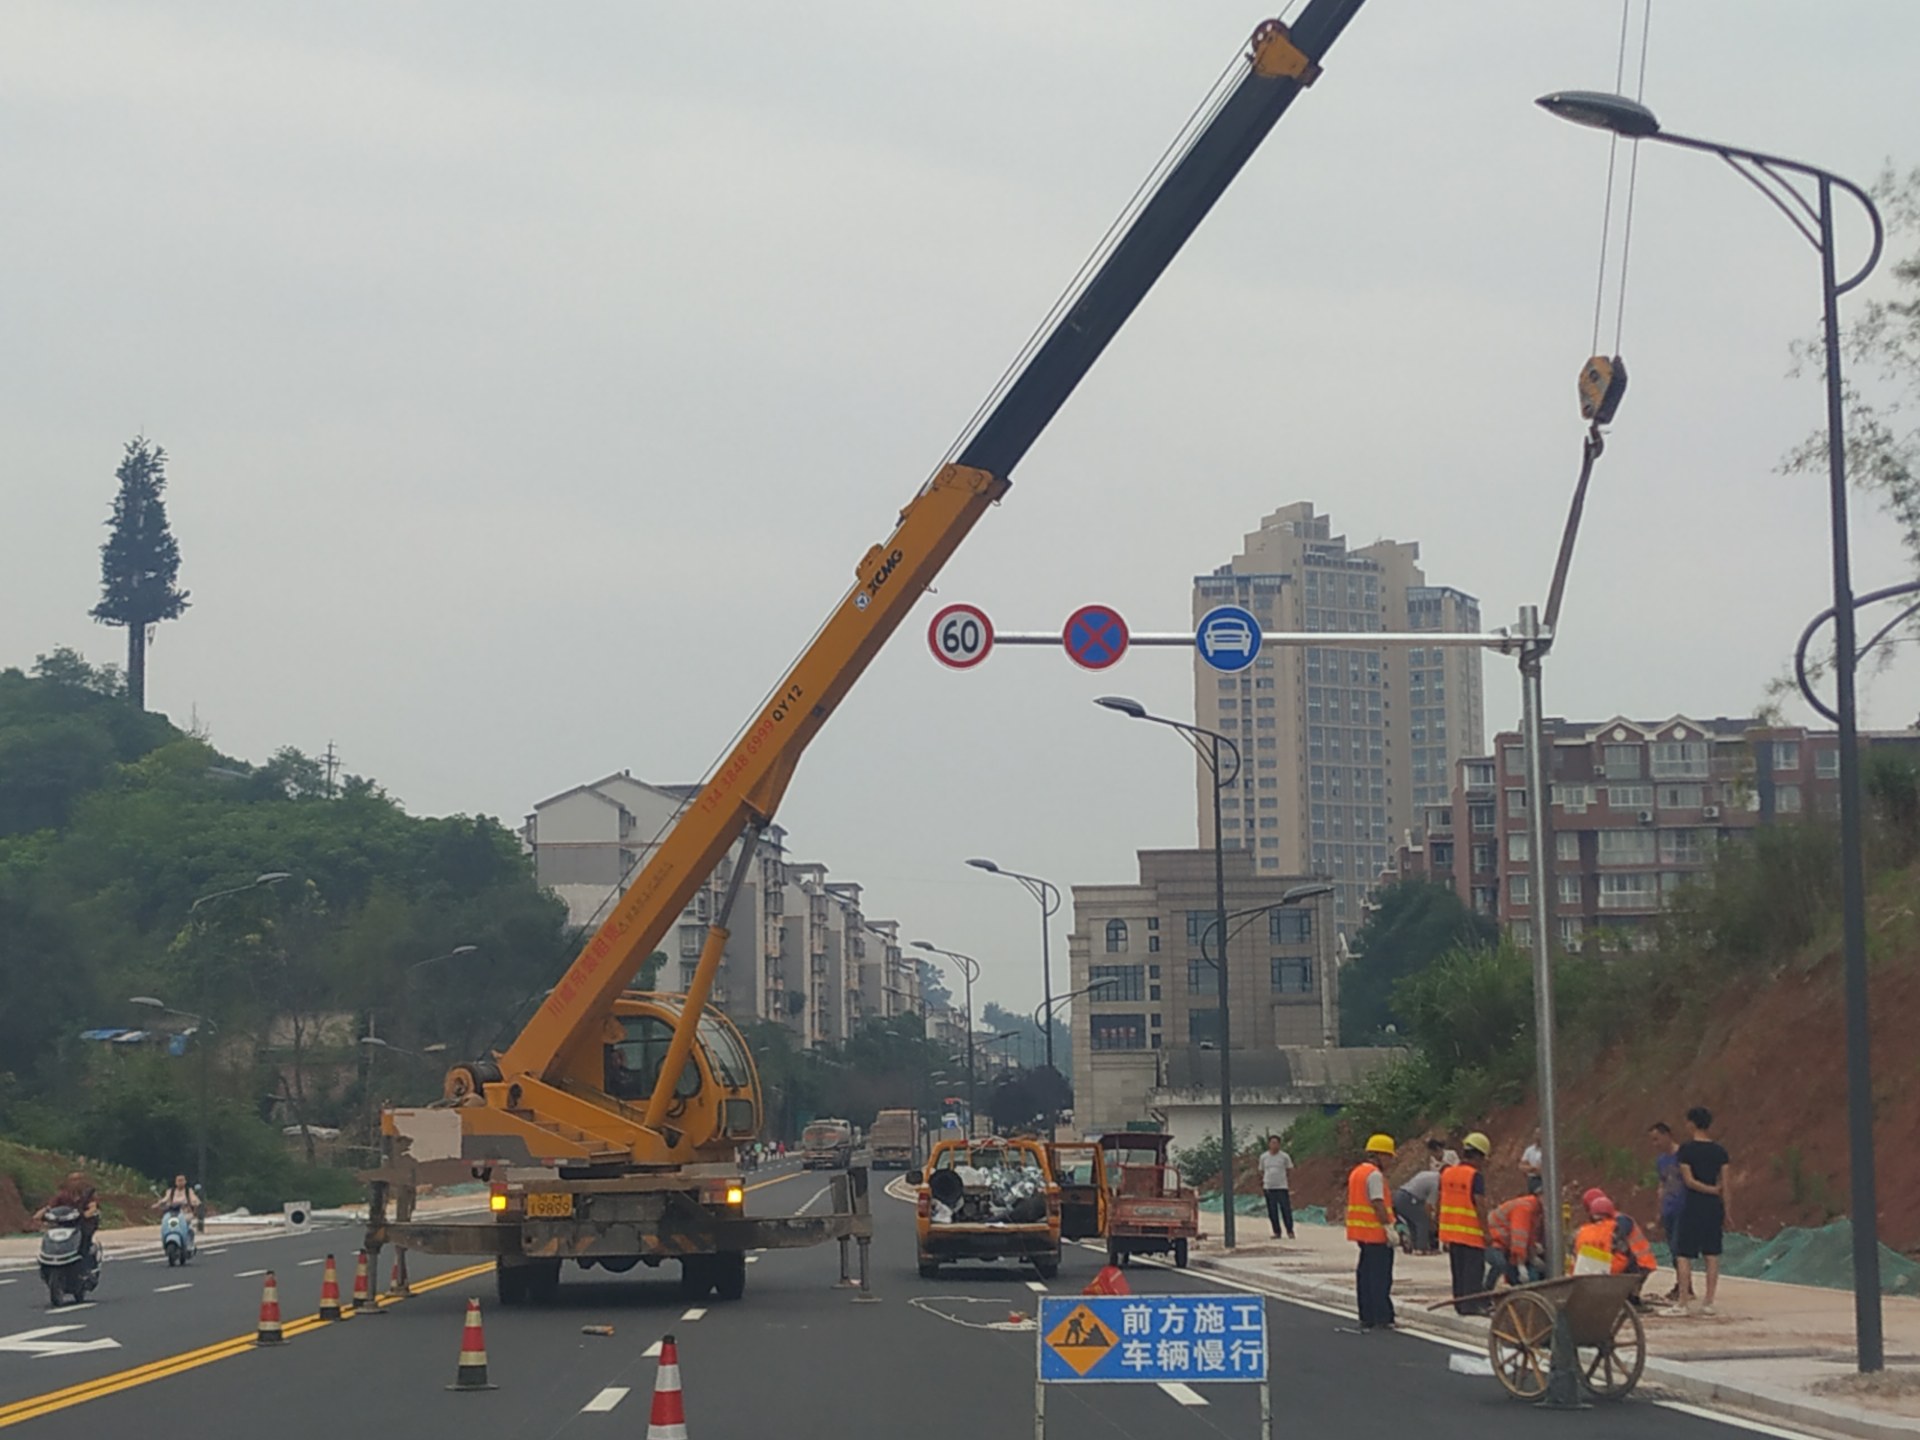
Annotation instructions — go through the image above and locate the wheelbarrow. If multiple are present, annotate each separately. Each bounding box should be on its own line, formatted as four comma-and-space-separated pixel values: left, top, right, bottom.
1481, 1272, 1649, 1401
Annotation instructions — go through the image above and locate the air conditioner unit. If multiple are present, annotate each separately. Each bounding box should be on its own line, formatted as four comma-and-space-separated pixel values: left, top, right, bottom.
1637, 810, 1655, 825
1593, 765, 1607, 778
1702, 805, 1721, 820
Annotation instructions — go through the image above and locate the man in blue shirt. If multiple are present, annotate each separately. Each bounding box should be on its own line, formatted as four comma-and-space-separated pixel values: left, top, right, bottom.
1650, 1121, 1686, 1301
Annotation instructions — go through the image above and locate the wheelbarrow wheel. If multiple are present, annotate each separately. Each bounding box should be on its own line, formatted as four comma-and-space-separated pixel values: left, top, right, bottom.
1487, 1290, 1556, 1401
1580, 1301, 1646, 1400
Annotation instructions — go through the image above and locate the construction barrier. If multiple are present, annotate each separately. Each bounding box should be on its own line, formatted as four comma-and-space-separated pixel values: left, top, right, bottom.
647, 1333, 687, 1439
253, 1272, 284, 1346
318, 1254, 346, 1321
447, 1297, 496, 1391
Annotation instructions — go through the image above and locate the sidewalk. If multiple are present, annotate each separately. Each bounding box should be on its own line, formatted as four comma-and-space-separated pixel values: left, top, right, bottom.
0, 1189, 484, 1269
1186, 1209, 1920, 1440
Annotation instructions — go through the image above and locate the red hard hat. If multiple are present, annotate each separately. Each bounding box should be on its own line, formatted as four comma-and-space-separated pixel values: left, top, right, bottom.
1583, 1187, 1615, 1217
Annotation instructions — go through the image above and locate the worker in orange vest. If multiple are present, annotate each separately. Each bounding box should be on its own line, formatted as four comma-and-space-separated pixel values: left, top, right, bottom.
1346, 1133, 1398, 1331
1484, 1176, 1546, 1289
1571, 1189, 1658, 1281
1438, 1132, 1492, 1315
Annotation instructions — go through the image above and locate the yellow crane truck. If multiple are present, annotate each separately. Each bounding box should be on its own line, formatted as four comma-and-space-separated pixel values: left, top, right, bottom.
360, 1, 1364, 1307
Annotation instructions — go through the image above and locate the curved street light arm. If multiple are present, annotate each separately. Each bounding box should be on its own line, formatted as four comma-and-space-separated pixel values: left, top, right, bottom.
1649, 129, 1885, 294
1794, 579, 1920, 725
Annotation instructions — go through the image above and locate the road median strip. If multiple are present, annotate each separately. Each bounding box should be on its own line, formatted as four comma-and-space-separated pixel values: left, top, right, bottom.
0, 1260, 493, 1428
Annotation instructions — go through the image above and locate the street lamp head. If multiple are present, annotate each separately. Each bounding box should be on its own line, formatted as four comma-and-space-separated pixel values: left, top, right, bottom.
255, 871, 292, 885
1535, 90, 1661, 139
1281, 882, 1335, 905
449, 945, 478, 957
1094, 695, 1148, 719
422, 1043, 449, 1054
359, 1036, 390, 1048
130, 996, 166, 1010
911, 940, 937, 952
965, 858, 1000, 874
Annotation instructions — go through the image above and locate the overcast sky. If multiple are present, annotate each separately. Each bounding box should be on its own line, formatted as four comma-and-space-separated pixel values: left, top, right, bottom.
5, 2, 1916, 1019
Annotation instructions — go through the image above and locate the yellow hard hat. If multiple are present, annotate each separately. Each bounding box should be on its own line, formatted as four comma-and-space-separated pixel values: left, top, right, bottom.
1462, 1132, 1491, 1157
1365, 1133, 1395, 1155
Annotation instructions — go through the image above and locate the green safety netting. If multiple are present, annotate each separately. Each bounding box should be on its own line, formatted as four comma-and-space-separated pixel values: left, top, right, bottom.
1191, 1201, 1916, 1295
1715, 1220, 1919, 1296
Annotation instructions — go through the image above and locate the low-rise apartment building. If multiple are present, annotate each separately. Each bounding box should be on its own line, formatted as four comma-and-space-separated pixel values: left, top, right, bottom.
1066, 849, 1337, 1133
1398, 717, 1920, 948
522, 771, 918, 1046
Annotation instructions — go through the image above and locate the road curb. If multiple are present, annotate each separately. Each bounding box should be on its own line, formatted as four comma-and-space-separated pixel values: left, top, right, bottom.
1188, 1256, 1916, 1440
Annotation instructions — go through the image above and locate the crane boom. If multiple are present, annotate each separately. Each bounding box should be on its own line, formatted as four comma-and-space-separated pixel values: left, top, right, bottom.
490, 1, 1366, 1119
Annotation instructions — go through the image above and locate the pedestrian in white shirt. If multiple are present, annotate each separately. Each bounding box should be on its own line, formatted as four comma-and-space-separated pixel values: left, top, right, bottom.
1260, 1136, 1295, 1239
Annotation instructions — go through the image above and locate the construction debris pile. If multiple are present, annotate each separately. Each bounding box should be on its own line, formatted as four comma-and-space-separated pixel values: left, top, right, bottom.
927, 1163, 1048, 1225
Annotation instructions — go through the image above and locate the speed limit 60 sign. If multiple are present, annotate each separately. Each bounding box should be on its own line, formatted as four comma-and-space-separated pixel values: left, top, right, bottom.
928, 603, 994, 670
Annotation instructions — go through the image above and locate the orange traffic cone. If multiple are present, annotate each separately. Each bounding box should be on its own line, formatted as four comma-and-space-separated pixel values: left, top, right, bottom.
318, 1254, 346, 1321
1084, 1264, 1130, 1297
390, 1253, 409, 1297
447, 1297, 496, 1391
646, 1334, 687, 1439
351, 1249, 381, 1313
254, 1272, 285, 1345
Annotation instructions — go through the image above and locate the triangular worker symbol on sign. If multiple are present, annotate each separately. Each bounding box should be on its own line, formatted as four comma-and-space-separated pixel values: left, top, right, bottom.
1044, 1304, 1117, 1376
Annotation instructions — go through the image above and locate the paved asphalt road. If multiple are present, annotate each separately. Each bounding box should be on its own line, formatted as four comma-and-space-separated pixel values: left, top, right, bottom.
1, 1160, 1816, 1438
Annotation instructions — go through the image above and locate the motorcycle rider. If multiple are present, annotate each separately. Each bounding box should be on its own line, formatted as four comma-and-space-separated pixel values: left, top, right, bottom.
34, 1171, 101, 1276
151, 1173, 201, 1216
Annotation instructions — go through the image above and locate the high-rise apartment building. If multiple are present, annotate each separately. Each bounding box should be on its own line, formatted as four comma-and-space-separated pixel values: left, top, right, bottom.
1193, 503, 1484, 931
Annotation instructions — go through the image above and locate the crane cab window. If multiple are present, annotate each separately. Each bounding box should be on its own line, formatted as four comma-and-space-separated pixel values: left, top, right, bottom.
605, 1014, 700, 1102
695, 1014, 753, 1089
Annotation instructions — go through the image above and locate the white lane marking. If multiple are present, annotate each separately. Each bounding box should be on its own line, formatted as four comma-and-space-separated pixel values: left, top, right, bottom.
297, 1257, 327, 1267
745, 1255, 759, 1264
154, 1283, 193, 1294
680, 1307, 707, 1321
0, 1325, 121, 1357
1025, 1280, 1048, 1293
1159, 1382, 1208, 1407
642, 1340, 663, 1358
0, 1279, 15, 1287
582, 1387, 629, 1413
1656, 1400, 1825, 1440
234, 1269, 268, 1278
796, 1185, 831, 1215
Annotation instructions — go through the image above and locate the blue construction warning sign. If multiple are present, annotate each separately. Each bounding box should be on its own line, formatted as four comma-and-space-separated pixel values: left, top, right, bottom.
1037, 1295, 1267, 1384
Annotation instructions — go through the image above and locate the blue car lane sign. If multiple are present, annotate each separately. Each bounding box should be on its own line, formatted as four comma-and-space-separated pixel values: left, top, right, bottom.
1037, 1294, 1267, 1383
1195, 605, 1261, 673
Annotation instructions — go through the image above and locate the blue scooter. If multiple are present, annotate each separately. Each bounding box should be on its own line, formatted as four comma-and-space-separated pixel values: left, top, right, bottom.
160, 1206, 196, 1267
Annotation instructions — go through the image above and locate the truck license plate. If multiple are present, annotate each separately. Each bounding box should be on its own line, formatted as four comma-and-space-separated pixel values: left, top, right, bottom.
526, 1193, 574, 1218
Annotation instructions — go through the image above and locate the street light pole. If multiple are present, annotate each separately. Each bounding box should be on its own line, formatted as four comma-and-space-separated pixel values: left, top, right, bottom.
912, 942, 980, 1138
1538, 89, 1887, 1373
1094, 696, 1243, 1246
188, 870, 291, 911
131, 996, 215, 1229
965, 860, 1061, 1072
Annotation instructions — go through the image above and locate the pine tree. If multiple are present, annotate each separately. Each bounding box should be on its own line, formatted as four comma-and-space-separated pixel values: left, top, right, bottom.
90, 436, 190, 711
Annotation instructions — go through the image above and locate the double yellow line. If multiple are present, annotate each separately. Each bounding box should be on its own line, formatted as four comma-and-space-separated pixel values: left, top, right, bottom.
0, 1262, 494, 1428
1, 1169, 807, 1427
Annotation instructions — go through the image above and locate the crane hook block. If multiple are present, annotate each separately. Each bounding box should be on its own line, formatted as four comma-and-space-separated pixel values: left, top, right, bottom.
1578, 355, 1627, 425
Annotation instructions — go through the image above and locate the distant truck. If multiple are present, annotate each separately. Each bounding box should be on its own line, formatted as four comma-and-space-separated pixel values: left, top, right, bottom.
869, 1109, 923, 1170
801, 1118, 854, 1171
